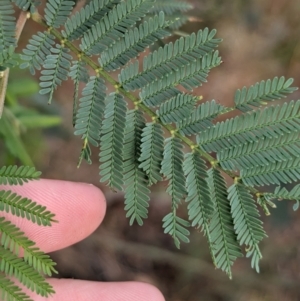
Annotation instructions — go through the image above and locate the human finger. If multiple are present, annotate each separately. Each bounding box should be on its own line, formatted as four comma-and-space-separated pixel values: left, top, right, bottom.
0, 179, 106, 252
29, 279, 165, 301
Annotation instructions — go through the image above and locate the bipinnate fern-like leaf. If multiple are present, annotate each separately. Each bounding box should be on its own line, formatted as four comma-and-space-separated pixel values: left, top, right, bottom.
99, 92, 127, 191
0, 1, 16, 52
228, 183, 267, 272
80, 0, 155, 55
39, 44, 72, 104
138, 122, 164, 186
207, 169, 243, 278
44, 0, 75, 29
234, 76, 298, 112
120, 28, 221, 91
0, 190, 55, 226
198, 100, 300, 153
20, 31, 55, 75
63, 0, 120, 41
99, 11, 170, 71
123, 109, 150, 226
0, 166, 41, 185
3, 0, 300, 285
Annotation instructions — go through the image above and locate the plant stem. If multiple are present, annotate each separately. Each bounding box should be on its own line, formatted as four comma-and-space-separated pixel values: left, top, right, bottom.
0, 11, 29, 118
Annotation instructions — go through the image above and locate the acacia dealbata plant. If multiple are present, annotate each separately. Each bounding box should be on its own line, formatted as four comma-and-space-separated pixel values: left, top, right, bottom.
1, 0, 300, 299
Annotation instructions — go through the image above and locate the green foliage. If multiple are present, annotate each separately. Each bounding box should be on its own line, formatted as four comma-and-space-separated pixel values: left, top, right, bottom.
228, 183, 267, 272
138, 122, 164, 185
207, 168, 243, 279
0, 1, 16, 52
12, 0, 40, 13
123, 109, 150, 226
0, 168, 57, 301
234, 76, 297, 112
99, 92, 127, 191
0, 165, 41, 185
20, 32, 56, 75
1, 1, 300, 298
39, 44, 73, 104
0, 75, 61, 165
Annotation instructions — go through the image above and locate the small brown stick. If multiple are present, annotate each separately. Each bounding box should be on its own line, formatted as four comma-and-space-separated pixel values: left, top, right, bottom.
0, 11, 30, 117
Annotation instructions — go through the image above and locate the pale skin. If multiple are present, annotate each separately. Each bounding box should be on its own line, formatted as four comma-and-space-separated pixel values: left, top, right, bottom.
1, 179, 165, 301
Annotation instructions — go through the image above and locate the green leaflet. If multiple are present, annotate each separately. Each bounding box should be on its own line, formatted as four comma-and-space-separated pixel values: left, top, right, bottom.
234, 76, 298, 112
39, 44, 72, 104
99, 11, 171, 71
161, 137, 189, 248
44, 0, 75, 29
138, 122, 164, 186
0, 190, 55, 226
0, 246, 54, 297
80, 0, 155, 55
0, 166, 41, 185
0, 274, 34, 301
0, 1, 16, 51
177, 99, 225, 136
183, 152, 214, 228
11, 0, 40, 13
141, 50, 221, 107
123, 109, 150, 226
149, 0, 193, 15
157, 94, 197, 124
241, 157, 300, 187
162, 211, 190, 249
0, 216, 57, 274
228, 183, 267, 273
69, 60, 90, 126
20, 31, 56, 75
198, 100, 300, 153
63, 0, 120, 41
74, 75, 106, 149
120, 28, 221, 91
218, 132, 300, 171
0, 45, 18, 70
99, 93, 127, 191
267, 185, 300, 211
207, 168, 242, 279
161, 137, 187, 204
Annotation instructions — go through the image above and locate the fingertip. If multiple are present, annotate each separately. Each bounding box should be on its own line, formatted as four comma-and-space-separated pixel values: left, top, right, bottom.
0, 179, 106, 252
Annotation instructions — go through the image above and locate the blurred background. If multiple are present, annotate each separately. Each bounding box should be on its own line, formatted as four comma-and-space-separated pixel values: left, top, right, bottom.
3, 0, 300, 300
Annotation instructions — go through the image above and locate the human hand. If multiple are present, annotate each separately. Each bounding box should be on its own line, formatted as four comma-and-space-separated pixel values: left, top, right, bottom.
1, 179, 165, 301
